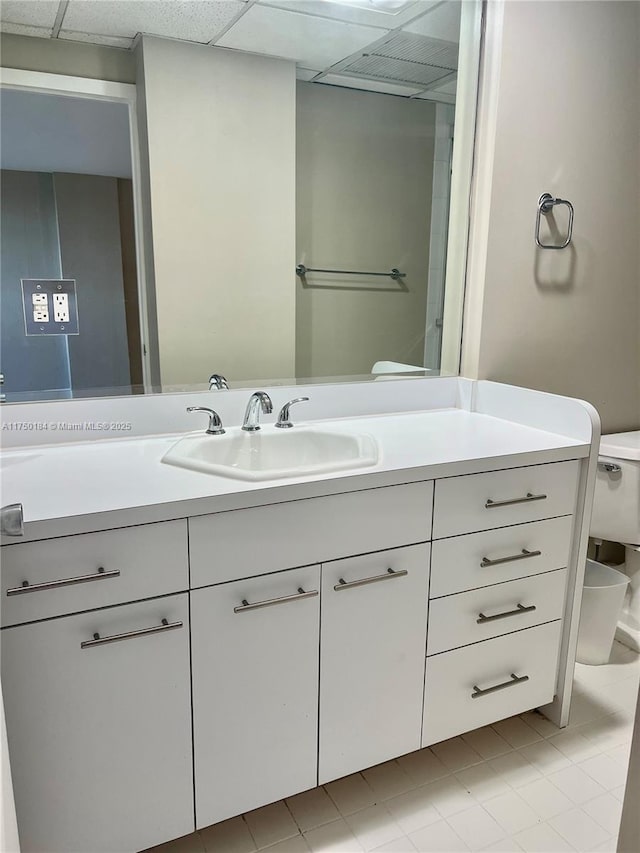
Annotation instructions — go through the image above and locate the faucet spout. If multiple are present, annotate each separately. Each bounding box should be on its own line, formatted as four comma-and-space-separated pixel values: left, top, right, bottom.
209, 374, 229, 390
242, 392, 273, 432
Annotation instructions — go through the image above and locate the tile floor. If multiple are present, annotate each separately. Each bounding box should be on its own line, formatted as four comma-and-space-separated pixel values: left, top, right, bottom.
148, 642, 639, 853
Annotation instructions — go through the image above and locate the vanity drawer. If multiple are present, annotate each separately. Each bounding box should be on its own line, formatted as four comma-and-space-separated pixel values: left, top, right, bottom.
430, 516, 574, 598
432, 461, 580, 538
1, 520, 188, 627
189, 482, 433, 588
422, 621, 562, 747
426, 569, 567, 655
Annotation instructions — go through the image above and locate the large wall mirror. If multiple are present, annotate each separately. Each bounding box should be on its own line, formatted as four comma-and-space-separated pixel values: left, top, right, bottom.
0, 0, 482, 403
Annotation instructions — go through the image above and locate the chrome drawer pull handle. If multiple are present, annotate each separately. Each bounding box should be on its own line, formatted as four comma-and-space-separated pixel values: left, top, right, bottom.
7, 566, 120, 596
485, 492, 547, 509
334, 567, 408, 591
81, 618, 183, 649
471, 673, 530, 699
234, 587, 318, 613
477, 603, 537, 624
481, 549, 542, 568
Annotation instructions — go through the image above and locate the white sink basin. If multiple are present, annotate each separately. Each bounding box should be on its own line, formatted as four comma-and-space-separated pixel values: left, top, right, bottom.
161, 427, 379, 481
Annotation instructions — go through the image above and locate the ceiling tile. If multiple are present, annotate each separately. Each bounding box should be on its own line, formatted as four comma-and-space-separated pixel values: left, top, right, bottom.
258, 0, 438, 30
59, 30, 135, 49
318, 73, 422, 96
62, 0, 246, 44
0, 21, 53, 38
0, 1, 59, 29
403, 0, 461, 42
217, 4, 382, 67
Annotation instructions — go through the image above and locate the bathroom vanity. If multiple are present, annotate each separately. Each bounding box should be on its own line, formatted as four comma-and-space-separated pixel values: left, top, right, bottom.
0, 378, 599, 853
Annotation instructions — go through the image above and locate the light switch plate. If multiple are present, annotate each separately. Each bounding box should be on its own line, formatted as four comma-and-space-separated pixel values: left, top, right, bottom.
21, 279, 79, 336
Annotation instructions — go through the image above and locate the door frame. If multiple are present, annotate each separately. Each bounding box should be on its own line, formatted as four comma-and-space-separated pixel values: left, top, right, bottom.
0, 68, 153, 389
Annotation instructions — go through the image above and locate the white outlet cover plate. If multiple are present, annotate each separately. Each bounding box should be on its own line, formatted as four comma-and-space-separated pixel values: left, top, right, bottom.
21, 279, 79, 336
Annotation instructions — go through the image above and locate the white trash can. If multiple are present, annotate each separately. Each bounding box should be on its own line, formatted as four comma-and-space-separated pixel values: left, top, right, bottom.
576, 559, 630, 665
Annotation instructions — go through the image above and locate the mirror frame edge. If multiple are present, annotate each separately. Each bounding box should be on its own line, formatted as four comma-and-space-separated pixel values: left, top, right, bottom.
440, 0, 485, 377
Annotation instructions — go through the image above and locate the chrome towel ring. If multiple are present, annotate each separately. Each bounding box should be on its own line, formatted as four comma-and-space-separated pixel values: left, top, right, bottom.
535, 192, 574, 249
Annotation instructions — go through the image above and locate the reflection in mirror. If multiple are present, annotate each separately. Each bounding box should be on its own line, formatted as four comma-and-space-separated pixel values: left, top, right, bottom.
0, 0, 480, 403
0, 89, 144, 401
296, 81, 453, 377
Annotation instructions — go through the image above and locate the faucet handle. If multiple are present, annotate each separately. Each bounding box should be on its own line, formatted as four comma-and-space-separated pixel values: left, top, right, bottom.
209, 374, 229, 390
1, 503, 24, 537
275, 397, 310, 429
187, 406, 225, 435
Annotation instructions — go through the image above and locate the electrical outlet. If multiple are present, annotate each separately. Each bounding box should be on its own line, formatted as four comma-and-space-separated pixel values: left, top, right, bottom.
32, 293, 49, 323
22, 279, 78, 336
53, 293, 70, 324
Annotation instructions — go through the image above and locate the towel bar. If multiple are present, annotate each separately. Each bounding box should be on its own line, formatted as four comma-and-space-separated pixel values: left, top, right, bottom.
535, 192, 574, 249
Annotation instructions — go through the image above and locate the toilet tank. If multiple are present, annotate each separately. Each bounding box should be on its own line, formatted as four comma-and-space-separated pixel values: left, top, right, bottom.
590, 431, 640, 546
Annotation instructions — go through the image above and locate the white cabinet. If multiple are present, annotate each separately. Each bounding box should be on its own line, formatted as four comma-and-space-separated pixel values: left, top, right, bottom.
1, 520, 188, 628
189, 482, 433, 588
1, 453, 584, 849
319, 545, 430, 785
1, 594, 193, 853
426, 569, 568, 655
429, 516, 574, 598
423, 621, 563, 746
191, 565, 321, 828
433, 461, 580, 538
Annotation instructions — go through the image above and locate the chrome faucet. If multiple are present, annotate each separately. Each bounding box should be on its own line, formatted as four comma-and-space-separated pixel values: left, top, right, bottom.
275, 397, 309, 429
187, 406, 225, 435
209, 373, 229, 390
242, 392, 273, 432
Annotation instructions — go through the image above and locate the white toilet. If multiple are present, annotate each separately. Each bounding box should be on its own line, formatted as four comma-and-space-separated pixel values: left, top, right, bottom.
590, 431, 640, 652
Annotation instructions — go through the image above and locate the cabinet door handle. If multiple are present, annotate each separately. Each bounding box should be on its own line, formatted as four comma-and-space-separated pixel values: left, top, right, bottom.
334, 567, 408, 591
471, 673, 530, 699
81, 618, 183, 649
480, 548, 541, 567
476, 602, 537, 624
485, 492, 547, 509
7, 566, 120, 596
234, 587, 318, 613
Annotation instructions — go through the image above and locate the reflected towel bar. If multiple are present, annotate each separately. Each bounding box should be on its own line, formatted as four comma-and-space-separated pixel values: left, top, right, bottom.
535, 192, 574, 249
296, 264, 405, 281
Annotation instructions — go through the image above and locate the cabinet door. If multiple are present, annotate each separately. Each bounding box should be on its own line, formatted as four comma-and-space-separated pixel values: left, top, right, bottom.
1, 595, 193, 853
319, 545, 430, 785
192, 565, 321, 828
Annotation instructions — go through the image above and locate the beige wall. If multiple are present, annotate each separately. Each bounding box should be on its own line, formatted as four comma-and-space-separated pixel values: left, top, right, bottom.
463, 0, 640, 433
137, 36, 296, 386
0, 33, 135, 83
296, 82, 435, 378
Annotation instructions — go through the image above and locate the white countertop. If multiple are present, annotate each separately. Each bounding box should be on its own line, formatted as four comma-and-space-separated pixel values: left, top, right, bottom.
1, 408, 589, 541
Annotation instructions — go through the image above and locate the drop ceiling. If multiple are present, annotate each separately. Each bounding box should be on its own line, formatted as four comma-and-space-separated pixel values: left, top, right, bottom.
0, 0, 460, 102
